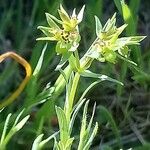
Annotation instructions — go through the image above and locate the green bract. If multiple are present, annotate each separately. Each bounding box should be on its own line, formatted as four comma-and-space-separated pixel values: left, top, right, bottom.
88, 14, 146, 63
37, 5, 85, 55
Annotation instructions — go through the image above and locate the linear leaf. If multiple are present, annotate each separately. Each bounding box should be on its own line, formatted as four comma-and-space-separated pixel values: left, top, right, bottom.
80, 70, 123, 85
95, 16, 102, 37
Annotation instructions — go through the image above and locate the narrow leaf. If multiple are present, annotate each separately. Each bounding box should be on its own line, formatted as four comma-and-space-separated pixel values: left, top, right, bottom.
78, 101, 89, 149
37, 26, 52, 37
55, 106, 69, 141
15, 115, 30, 131
13, 109, 25, 127
59, 5, 70, 23
45, 13, 60, 29
46, 13, 63, 25
36, 36, 57, 41
78, 80, 102, 103
32, 134, 44, 150
80, 70, 123, 85
72, 8, 76, 18
117, 54, 137, 66
69, 98, 86, 134
77, 5, 85, 23
0, 113, 12, 144
95, 16, 102, 37
87, 103, 96, 132
39, 132, 59, 149
83, 122, 98, 150
33, 43, 47, 76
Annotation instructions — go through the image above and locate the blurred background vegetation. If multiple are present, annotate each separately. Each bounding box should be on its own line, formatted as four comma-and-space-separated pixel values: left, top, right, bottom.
0, 0, 150, 149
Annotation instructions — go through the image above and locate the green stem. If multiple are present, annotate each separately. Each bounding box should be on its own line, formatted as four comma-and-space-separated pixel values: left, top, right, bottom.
64, 39, 99, 122
66, 72, 80, 122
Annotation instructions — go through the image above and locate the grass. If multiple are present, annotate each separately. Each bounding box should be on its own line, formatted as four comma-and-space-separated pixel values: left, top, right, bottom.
0, 0, 149, 149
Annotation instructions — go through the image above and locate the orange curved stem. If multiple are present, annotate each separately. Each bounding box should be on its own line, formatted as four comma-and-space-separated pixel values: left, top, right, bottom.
0, 52, 32, 109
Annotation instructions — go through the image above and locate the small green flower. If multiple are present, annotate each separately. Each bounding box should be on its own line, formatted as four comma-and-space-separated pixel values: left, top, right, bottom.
58, 4, 85, 32
88, 14, 146, 63
37, 5, 85, 55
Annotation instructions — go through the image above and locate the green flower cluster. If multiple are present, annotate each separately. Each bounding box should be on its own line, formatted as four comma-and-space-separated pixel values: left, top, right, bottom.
37, 5, 85, 55
88, 13, 146, 63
